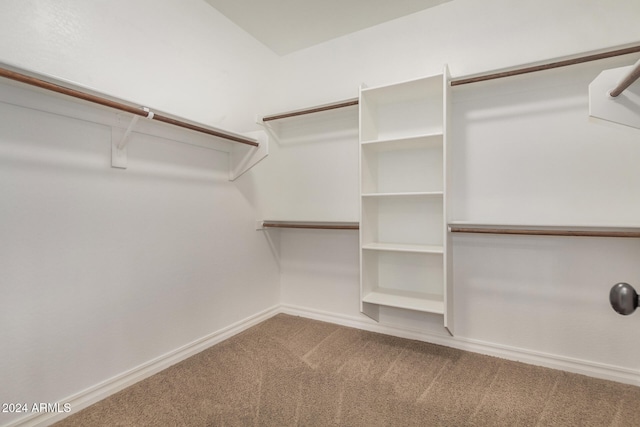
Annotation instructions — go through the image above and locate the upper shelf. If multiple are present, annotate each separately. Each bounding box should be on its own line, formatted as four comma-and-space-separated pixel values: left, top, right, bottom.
360, 74, 444, 104
0, 64, 258, 147
0, 62, 268, 180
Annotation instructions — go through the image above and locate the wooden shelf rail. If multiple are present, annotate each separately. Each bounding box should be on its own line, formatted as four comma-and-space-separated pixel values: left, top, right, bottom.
0, 66, 259, 147
449, 225, 640, 238
261, 221, 359, 230
451, 44, 640, 86
609, 58, 640, 97
262, 98, 359, 122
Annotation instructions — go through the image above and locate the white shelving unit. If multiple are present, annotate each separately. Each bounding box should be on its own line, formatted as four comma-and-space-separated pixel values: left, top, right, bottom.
359, 67, 453, 334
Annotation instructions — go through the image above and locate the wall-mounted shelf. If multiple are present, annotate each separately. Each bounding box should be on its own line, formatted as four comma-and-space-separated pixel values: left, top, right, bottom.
362, 242, 444, 254
362, 289, 444, 314
362, 191, 444, 198
0, 62, 268, 180
359, 67, 453, 333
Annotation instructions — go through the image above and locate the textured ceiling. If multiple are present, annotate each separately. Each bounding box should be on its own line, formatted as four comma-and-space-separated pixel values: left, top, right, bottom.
204, 0, 452, 55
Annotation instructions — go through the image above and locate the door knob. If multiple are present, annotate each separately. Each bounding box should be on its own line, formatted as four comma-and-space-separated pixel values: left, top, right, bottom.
610, 283, 639, 315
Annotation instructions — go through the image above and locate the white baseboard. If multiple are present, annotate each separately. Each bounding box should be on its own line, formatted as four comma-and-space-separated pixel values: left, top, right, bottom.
281, 304, 640, 387
6, 305, 280, 427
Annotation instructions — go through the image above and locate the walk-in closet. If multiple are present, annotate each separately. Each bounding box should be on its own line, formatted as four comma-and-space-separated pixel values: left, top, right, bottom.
1, 1, 639, 426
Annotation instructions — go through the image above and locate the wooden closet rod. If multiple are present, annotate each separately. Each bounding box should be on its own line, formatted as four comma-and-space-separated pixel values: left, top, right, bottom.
262, 98, 359, 122
262, 221, 359, 230
0, 67, 259, 147
451, 44, 640, 86
449, 226, 640, 238
609, 58, 640, 97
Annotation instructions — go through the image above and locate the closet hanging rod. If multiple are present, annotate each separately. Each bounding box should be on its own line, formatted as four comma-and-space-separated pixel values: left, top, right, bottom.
262, 98, 359, 122
449, 226, 640, 238
261, 221, 359, 230
260, 44, 640, 121
0, 66, 259, 147
609, 58, 640, 97
451, 44, 640, 86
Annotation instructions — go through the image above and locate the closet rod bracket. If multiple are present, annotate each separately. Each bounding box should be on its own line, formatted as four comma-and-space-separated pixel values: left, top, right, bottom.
111, 107, 154, 169
589, 60, 640, 130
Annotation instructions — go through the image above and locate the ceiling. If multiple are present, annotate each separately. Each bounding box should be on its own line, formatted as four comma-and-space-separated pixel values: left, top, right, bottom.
204, 0, 452, 55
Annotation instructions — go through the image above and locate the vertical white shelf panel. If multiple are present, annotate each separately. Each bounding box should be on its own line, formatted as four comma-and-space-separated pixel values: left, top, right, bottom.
359, 67, 452, 332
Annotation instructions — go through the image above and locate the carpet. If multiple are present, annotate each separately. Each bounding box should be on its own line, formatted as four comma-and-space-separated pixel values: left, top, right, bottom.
55, 314, 640, 426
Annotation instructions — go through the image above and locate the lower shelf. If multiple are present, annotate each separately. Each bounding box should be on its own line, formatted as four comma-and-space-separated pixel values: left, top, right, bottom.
362, 289, 444, 314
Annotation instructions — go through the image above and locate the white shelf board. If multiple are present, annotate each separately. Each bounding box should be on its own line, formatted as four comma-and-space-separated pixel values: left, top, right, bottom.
362, 191, 443, 198
361, 132, 443, 149
362, 242, 444, 254
360, 74, 444, 104
362, 289, 444, 314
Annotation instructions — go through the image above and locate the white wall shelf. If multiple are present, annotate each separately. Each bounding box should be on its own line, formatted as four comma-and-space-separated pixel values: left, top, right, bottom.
361, 132, 444, 147
362, 191, 444, 198
0, 63, 268, 180
362, 289, 444, 314
359, 67, 452, 333
362, 242, 444, 254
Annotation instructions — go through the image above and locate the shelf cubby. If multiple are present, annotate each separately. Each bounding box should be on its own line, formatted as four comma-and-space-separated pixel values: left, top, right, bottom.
361, 250, 445, 314
360, 75, 444, 142
361, 195, 444, 247
361, 133, 444, 194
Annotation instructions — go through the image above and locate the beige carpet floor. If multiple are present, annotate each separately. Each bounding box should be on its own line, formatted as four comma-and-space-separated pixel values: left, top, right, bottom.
55, 314, 640, 426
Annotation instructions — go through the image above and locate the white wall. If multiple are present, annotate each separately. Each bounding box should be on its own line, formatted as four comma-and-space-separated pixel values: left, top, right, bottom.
449, 56, 640, 373
0, 0, 278, 131
238, 107, 360, 222
273, 0, 640, 112
0, 1, 280, 425
252, 0, 640, 384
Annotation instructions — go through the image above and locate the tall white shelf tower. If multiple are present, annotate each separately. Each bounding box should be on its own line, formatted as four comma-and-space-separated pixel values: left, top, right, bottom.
359, 66, 453, 334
